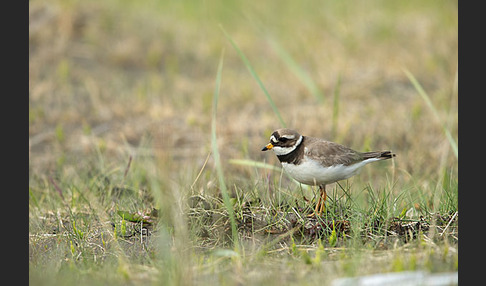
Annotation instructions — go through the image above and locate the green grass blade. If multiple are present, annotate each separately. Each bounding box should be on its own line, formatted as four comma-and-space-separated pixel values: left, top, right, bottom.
228, 159, 282, 172
29, 187, 39, 209
268, 39, 325, 104
211, 48, 240, 252
229, 159, 307, 188
220, 25, 286, 127
403, 68, 458, 159
331, 74, 341, 138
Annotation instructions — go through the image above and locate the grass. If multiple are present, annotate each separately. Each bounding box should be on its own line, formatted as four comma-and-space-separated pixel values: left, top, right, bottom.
211, 48, 240, 252
403, 68, 458, 159
30, 0, 457, 285
221, 25, 287, 128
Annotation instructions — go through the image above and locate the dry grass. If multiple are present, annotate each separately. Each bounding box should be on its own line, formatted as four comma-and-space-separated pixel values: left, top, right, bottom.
29, 0, 457, 284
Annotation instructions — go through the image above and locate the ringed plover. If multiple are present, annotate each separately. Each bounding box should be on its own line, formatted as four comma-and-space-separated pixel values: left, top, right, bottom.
262, 128, 395, 216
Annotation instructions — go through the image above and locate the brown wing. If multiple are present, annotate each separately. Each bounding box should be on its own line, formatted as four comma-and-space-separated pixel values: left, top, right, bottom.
303, 137, 364, 166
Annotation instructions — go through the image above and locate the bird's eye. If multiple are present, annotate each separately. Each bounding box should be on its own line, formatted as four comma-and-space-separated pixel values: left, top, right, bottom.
279, 137, 288, 142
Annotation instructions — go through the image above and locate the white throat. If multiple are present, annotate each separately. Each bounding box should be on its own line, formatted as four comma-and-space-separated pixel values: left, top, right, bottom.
272, 135, 303, 156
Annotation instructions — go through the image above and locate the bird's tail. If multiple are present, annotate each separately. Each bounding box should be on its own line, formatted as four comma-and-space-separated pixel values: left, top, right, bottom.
362, 151, 396, 160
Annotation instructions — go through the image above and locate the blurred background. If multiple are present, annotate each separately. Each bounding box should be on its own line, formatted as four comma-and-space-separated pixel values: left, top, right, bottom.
29, 0, 457, 218
29, 0, 458, 283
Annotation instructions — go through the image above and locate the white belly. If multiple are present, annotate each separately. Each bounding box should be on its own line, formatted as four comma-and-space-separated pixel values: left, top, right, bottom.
281, 157, 380, 186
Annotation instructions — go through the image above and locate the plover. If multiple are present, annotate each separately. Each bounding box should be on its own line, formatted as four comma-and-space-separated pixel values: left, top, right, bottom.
262, 128, 395, 216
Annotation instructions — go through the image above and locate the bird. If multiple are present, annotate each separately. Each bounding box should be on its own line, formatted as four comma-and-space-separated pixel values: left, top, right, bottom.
262, 128, 395, 216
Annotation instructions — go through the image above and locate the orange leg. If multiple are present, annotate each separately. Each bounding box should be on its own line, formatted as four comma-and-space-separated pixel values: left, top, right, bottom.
314, 191, 322, 214
307, 194, 320, 217
317, 185, 327, 215
308, 185, 327, 217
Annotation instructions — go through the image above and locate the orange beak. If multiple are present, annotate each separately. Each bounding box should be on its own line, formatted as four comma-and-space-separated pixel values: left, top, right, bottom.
261, 143, 273, 151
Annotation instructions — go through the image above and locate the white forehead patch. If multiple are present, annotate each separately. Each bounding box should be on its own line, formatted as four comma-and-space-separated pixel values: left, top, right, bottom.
270, 135, 278, 143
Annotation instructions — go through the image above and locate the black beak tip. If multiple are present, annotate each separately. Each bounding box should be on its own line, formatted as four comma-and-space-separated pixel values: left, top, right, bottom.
261, 146, 268, 151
